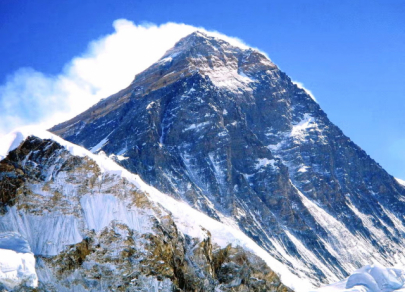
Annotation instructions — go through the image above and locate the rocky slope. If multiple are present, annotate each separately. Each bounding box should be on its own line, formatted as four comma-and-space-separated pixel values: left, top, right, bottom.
49, 31, 405, 286
0, 129, 296, 291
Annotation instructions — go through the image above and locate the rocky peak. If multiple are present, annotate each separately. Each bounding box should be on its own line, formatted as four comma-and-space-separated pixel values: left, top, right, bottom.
162, 31, 242, 61
132, 31, 277, 95
49, 31, 405, 287
50, 32, 279, 137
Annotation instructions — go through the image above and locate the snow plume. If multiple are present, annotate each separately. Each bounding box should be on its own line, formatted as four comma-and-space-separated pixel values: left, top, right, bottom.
0, 20, 250, 136
292, 80, 317, 102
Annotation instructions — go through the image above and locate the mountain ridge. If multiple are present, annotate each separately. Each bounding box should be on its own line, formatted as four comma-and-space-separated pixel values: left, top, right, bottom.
0, 127, 298, 291
6, 31, 398, 288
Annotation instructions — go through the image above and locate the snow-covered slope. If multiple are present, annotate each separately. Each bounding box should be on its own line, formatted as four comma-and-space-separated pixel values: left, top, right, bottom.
0, 127, 302, 291
0, 232, 37, 290
49, 31, 405, 287
314, 264, 405, 292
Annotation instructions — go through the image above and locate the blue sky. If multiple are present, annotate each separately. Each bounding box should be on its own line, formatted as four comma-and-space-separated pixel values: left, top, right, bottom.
1, 0, 404, 179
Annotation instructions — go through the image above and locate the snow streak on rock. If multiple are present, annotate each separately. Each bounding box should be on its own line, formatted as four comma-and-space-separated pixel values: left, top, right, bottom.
0, 128, 299, 291
49, 31, 405, 287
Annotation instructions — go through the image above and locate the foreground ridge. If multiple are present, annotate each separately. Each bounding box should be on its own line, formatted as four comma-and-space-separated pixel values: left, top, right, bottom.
0, 128, 297, 291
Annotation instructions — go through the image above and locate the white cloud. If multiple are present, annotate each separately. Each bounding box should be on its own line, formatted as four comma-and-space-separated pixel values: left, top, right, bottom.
0, 20, 250, 136
292, 81, 317, 102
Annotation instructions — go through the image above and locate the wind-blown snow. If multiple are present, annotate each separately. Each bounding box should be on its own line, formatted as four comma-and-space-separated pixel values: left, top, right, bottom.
292, 81, 317, 102
396, 178, 405, 187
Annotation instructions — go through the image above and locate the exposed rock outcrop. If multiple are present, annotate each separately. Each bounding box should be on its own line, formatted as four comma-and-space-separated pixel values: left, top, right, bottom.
0, 135, 292, 291
49, 32, 405, 285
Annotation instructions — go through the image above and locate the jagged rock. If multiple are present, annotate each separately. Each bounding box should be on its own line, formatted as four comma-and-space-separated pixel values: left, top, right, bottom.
49, 31, 405, 285
0, 135, 291, 291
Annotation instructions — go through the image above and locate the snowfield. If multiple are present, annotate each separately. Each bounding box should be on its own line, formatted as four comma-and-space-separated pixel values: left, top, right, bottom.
314, 264, 405, 292
0, 127, 312, 292
0, 232, 38, 290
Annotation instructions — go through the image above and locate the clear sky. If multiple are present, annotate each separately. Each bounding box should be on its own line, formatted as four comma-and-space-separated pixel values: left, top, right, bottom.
1, 0, 404, 178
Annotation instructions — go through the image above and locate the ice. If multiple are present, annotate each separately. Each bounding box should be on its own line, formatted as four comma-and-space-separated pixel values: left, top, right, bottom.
0, 232, 38, 289
346, 271, 379, 291
0, 207, 83, 256
80, 194, 153, 234
0, 127, 313, 292
0, 232, 31, 254
314, 264, 405, 292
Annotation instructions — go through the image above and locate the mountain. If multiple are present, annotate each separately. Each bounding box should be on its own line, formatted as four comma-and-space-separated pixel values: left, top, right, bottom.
0, 128, 295, 291
2, 31, 405, 291
48, 31, 405, 287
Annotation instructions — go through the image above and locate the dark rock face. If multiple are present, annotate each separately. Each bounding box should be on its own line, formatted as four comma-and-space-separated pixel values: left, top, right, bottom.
0, 136, 290, 292
0, 137, 68, 214
50, 32, 405, 285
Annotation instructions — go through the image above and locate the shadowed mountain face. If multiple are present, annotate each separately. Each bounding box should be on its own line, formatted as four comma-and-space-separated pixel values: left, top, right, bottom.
50, 31, 405, 285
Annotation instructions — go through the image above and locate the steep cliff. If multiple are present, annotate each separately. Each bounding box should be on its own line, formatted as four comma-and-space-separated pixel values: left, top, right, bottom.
0, 129, 296, 291
49, 32, 405, 286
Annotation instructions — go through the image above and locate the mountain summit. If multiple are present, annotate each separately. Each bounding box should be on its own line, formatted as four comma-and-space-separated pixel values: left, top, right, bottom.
49, 32, 405, 286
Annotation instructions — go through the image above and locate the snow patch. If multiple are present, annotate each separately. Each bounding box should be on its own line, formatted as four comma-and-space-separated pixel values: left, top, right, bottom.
90, 131, 114, 153
183, 121, 210, 132
291, 113, 316, 140
314, 264, 405, 292
0, 232, 38, 290
146, 101, 155, 109
255, 158, 276, 170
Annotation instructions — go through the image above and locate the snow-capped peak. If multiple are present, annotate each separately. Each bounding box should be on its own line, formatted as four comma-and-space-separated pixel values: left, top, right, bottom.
132, 31, 278, 94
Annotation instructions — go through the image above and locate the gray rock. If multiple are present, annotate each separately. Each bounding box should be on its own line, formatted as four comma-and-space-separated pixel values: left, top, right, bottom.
50, 32, 405, 285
